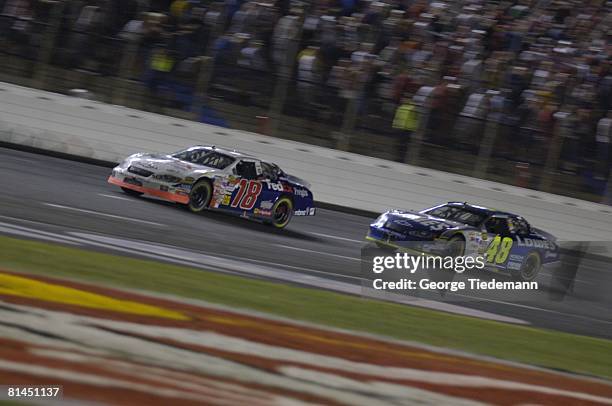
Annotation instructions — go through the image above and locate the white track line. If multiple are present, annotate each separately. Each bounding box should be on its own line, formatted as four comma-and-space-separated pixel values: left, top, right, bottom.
0, 224, 81, 245
0, 214, 527, 323
275, 244, 361, 262
450, 292, 612, 325
309, 232, 364, 244
43, 203, 166, 227
98, 193, 134, 201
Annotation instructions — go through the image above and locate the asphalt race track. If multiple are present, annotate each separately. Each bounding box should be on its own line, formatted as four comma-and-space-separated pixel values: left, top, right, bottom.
1, 147, 611, 339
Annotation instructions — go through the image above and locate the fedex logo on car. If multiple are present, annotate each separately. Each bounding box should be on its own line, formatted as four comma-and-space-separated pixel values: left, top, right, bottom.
263, 180, 293, 193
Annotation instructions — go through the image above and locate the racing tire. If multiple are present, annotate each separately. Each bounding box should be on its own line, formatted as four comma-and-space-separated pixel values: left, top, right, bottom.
447, 235, 465, 258
188, 180, 212, 213
121, 187, 143, 197
268, 196, 293, 229
512, 251, 541, 282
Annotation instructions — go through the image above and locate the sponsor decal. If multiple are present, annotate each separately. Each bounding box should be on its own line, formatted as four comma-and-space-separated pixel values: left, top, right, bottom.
544, 250, 559, 260
509, 254, 524, 261
392, 219, 414, 227
294, 188, 309, 198
259, 200, 274, 210
160, 185, 169, 192
467, 231, 480, 242
516, 236, 554, 250
222, 195, 231, 205
263, 180, 293, 193
254, 208, 272, 217
507, 261, 522, 270
293, 207, 315, 216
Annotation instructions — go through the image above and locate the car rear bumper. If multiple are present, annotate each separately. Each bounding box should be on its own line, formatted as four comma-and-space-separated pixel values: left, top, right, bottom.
108, 175, 190, 204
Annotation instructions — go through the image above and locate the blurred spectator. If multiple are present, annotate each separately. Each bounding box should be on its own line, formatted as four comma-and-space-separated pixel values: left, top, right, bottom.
238, 39, 266, 71
2, 0, 612, 199
272, 9, 301, 67
392, 96, 419, 162
297, 45, 322, 117
145, 43, 175, 107
2, 0, 33, 57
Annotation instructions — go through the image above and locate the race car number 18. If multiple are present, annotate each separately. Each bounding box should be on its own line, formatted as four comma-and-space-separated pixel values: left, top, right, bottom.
486, 235, 513, 264
231, 179, 262, 210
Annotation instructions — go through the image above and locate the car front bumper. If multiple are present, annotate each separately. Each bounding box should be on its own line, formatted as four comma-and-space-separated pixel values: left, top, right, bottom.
108, 168, 190, 204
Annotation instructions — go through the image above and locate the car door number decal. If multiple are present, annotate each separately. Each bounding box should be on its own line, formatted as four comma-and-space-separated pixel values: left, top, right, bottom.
486, 235, 513, 264
231, 179, 262, 210
419, 220, 445, 230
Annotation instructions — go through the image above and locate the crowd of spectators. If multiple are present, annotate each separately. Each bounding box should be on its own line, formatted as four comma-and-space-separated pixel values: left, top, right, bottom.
1, 0, 611, 188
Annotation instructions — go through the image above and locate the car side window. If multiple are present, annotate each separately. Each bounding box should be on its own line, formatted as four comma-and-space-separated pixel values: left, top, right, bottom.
485, 217, 511, 236
235, 160, 258, 180
260, 162, 279, 180
510, 216, 530, 236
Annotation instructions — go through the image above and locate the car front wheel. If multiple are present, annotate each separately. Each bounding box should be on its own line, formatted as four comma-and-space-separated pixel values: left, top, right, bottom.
121, 187, 143, 197
269, 197, 293, 229
512, 252, 541, 282
447, 235, 465, 258
188, 180, 212, 212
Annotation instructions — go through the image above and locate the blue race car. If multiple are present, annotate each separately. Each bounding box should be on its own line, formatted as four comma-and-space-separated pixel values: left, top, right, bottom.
367, 202, 559, 281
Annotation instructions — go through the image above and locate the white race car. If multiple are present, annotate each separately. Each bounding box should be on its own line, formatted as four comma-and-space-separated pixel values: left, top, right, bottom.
108, 145, 315, 228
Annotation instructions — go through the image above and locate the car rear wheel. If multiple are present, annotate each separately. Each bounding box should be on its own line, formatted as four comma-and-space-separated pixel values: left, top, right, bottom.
512, 252, 541, 282
188, 180, 212, 212
121, 187, 143, 197
269, 197, 293, 229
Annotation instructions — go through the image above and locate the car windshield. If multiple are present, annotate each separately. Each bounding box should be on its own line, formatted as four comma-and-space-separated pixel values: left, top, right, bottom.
422, 205, 487, 227
172, 148, 235, 169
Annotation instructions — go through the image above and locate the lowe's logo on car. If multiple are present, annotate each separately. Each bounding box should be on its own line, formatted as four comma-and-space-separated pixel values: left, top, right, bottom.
294, 188, 309, 198
516, 236, 554, 250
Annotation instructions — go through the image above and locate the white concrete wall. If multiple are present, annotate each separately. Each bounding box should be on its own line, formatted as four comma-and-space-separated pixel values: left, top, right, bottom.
1, 81, 611, 241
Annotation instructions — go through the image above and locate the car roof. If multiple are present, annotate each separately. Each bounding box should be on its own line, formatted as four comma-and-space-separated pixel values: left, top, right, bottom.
189, 145, 257, 159
444, 202, 516, 217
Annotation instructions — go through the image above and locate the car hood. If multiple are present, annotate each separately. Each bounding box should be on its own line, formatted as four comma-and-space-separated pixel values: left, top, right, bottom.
124, 153, 220, 176
281, 173, 311, 189
381, 210, 463, 235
